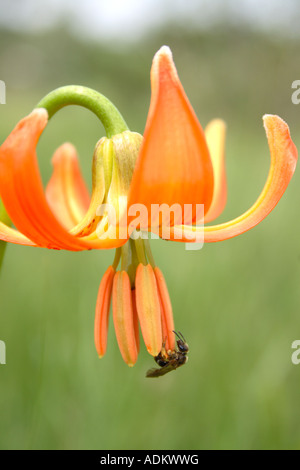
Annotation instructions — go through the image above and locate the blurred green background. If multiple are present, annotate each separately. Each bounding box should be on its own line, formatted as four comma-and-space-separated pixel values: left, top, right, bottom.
0, 0, 300, 450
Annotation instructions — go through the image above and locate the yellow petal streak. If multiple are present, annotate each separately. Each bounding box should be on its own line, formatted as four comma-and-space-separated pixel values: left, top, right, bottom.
204, 119, 227, 223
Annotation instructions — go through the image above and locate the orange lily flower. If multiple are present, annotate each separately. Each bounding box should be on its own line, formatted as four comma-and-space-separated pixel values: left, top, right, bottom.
0, 46, 297, 368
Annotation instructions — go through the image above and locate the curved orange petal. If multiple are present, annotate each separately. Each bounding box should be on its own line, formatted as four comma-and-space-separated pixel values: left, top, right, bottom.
128, 46, 214, 229
0, 109, 82, 250
94, 266, 115, 358
204, 119, 227, 223
0, 110, 125, 251
46, 143, 90, 230
112, 271, 139, 366
0, 195, 34, 246
168, 115, 297, 243
0, 222, 35, 246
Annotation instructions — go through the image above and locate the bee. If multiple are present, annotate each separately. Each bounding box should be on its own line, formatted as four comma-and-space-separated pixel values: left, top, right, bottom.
146, 331, 189, 378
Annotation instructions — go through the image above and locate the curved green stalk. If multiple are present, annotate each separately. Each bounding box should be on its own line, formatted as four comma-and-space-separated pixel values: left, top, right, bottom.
37, 86, 129, 138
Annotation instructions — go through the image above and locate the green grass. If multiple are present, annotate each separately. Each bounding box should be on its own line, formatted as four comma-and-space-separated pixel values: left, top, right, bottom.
0, 27, 300, 450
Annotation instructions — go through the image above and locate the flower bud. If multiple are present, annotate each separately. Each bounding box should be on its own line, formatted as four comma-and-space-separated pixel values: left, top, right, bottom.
71, 131, 143, 238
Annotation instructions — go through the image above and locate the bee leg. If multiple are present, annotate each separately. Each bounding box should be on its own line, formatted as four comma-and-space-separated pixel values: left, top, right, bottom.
160, 337, 170, 361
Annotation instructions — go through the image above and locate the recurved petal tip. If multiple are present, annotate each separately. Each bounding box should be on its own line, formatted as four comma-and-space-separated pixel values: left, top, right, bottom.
153, 45, 173, 62
263, 114, 290, 137
263, 114, 298, 170
51, 142, 77, 165
32, 107, 49, 122
263, 114, 287, 137
152, 45, 179, 84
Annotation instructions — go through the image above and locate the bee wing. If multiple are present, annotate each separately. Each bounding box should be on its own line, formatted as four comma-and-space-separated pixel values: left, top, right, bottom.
146, 363, 175, 378
145, 368, 160, 378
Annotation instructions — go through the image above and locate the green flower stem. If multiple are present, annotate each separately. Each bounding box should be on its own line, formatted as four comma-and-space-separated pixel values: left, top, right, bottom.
0, 199, 12, 272
121, 241, 137, 287
144, 238, 156, 268
121, 242, 131, 273
37, 86, 129, 138
134, 238, 148, 266
112, 248, 122, 270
